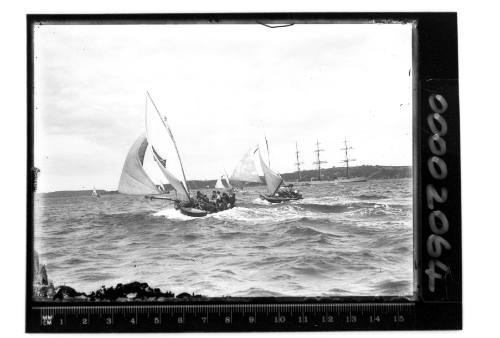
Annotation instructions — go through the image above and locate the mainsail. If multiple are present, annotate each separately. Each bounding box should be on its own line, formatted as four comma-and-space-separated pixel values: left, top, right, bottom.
145, 93, 191, 201
118, 134, 159, 195
258, 148, 283, 195
230, 148, 262, 183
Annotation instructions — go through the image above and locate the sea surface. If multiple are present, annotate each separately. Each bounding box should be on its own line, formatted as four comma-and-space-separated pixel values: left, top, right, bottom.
34, 178, 413, 298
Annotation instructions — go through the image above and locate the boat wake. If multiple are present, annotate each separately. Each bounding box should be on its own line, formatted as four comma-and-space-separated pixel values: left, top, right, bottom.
153, 207, 196, 221
251, 197, 271, 205
210, 205, 332, 224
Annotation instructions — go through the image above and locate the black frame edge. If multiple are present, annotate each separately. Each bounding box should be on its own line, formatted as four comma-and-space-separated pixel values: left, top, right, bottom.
26, 12, 461, 332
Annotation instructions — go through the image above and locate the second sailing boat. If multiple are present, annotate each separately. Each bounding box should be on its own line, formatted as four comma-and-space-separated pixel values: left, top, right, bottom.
257, 137, 303, 203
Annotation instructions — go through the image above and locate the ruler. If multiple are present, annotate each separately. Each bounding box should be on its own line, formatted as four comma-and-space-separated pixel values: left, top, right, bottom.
29, 303, 416, 332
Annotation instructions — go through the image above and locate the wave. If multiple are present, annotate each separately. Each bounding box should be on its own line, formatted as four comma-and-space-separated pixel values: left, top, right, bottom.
290, 266, 325, 277
251, 197, 272, 205
355, 194, 387, 200
210, 206, 328, 224
376, 279, 412, 295
296, 203, 351, 213
285, 224, 328, 237
231, 287, 286, 297
217, 231, 246, 240
153, 207, 197, 221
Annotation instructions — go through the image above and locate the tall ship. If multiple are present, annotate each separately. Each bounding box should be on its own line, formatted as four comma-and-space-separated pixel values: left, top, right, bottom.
294, 142, 303, 182
336, 138, 367, 183
301, 140, 336, 185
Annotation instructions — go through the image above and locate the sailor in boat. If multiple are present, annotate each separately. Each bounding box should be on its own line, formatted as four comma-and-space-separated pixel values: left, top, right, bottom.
190, 190, 235, 214
276, 184, 302, 199
215, 191, 222, 208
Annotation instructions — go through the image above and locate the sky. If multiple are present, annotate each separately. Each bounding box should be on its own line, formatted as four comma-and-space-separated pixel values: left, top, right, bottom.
34, 23, 413, 192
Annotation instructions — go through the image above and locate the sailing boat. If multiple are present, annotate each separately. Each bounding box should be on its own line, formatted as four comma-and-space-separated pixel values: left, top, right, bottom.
215, 173, 232, 190
145, 92, 235, 217
143, 93, 208, 217
336, 138, 367, 183
257, 139, 302, 203
91, 187, 100, 198
229, 148, 262, 191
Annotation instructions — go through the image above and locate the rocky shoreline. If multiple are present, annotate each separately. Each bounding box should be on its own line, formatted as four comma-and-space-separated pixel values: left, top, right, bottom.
34, 281, 205, 302
33, 251, 203, 302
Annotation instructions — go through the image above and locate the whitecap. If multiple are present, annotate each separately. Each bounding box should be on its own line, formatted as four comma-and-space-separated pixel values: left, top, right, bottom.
153, 207, 196, 221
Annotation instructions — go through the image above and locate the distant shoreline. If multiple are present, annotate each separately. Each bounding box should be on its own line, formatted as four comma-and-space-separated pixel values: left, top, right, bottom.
37, 165, 411, 197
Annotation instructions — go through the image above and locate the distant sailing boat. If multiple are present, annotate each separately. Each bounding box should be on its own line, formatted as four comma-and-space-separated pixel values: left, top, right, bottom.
91, 187, 100, 198
257, 137, 302, 203
215, 173, 232, 190
336, 138, 367, 183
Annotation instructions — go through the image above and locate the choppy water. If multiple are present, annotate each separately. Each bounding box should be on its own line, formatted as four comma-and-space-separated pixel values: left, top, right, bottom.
34, 179, 413, 298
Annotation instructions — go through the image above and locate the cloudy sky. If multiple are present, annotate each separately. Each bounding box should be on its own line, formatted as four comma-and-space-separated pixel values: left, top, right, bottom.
34, 23, 413, 192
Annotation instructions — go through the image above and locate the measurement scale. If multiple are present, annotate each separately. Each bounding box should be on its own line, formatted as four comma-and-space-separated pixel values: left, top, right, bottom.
30, 303, 416, 332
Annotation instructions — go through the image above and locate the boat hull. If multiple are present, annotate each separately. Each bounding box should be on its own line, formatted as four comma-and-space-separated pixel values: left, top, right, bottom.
178, 206, 208, 217
174, 200, 235, 217
336, 177, 368, 183
260, 195, 303, 203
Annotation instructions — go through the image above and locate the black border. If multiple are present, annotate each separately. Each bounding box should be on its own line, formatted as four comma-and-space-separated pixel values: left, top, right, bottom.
26, 12, 461, 331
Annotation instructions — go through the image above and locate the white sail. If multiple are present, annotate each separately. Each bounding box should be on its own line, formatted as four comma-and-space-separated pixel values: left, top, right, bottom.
118, 134, 160, 195
145, 93, 191, 201
215, 176, 225, 189
223, 174, 233, 188
152, 151, 190, 201
143, 143, 168, 187
230, 148, 262, 183
258, 149, 283, 195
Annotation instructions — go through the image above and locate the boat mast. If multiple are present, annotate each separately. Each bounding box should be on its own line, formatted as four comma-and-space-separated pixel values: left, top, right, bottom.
341, 138, 355, 179
313, 140, 327, 181
295, 142, 303, 182
146, 91, 190, 195
264, 134, 271, 168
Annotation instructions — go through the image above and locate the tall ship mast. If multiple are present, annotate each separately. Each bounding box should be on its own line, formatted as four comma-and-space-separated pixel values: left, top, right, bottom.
337, 138, 367, 183
313, 140, 327, 181
341, 138, 355, 179
294, 142, 303, 182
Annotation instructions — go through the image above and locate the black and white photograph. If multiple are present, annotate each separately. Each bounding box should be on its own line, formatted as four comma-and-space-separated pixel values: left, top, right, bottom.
31, 21, 415, 303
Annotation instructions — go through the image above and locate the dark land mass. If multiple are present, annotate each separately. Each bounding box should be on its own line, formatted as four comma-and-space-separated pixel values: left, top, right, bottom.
38, 189, 119, 198
281, 165, 412, 182
38, 165, 411, 197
